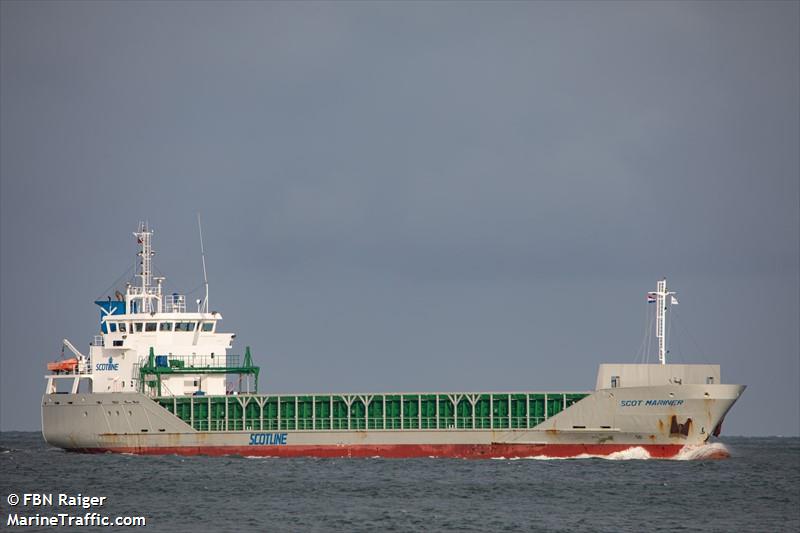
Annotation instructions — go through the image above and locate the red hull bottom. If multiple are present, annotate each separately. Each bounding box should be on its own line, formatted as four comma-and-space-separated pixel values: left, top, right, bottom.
78, 443, 700, 459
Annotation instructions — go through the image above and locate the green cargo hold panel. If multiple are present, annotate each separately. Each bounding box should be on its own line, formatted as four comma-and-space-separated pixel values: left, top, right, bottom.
157, 391, 589, 433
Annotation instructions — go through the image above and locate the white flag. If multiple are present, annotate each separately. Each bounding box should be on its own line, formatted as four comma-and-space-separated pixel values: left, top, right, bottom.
671, 296, 679, 305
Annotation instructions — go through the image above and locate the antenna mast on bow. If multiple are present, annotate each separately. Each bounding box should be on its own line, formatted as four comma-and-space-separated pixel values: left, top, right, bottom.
653, 278, 678, 365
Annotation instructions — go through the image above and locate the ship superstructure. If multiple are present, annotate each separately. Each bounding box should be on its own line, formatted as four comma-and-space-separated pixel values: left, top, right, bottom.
45, 222, 256, 400
42, 223, 745, 459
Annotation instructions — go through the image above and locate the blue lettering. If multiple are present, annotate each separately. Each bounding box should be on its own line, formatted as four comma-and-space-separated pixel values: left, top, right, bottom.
621, 399, 686, 407
248, 433, 288, 446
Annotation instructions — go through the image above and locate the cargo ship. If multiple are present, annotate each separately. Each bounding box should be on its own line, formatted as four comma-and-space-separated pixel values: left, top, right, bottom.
42, 222, 745, 459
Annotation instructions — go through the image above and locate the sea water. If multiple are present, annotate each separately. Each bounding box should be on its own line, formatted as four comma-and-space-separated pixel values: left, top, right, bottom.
1, 433, 797, 532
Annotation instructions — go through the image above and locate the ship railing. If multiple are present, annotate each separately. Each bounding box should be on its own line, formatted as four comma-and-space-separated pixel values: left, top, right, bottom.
155, 354, 239, 369
77, 358, 92, 374
163, 294, 186, 313
135, 349, 259, 397
91, 335, 104, 347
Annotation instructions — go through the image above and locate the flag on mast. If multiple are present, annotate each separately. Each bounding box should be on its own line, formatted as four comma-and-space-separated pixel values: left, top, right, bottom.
671, 296, 679, 305
647, 292, 657, 303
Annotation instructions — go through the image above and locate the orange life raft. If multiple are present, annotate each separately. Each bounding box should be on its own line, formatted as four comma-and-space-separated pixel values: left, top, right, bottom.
47, 358, 78, 372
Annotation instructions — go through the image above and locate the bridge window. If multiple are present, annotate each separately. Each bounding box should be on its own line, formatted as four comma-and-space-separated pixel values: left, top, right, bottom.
118, 323, 126, 333
176, 322, 196, 332
145, 322, 157, 332
134, 323, 143, 332
201, 322, 214, 332
109, 323, 117, 332
159, 322, 172, 331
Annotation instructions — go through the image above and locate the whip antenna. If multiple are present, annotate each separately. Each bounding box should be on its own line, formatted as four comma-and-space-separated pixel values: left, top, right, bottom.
197, 213, 209, 313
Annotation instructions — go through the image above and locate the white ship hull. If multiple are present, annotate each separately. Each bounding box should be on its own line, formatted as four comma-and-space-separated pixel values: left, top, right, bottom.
42, 382, 744, 459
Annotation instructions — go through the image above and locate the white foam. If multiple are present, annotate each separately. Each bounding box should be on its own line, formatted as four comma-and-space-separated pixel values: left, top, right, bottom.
603, 446, 653, 460
496, 446, 653, 461
673, 442, 730, 460
493, 443, 730, 461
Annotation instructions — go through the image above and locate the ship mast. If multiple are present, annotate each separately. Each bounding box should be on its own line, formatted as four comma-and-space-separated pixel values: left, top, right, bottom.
136, 222, 152, 292
654, 278, 677, 365
129, 221, 162, 314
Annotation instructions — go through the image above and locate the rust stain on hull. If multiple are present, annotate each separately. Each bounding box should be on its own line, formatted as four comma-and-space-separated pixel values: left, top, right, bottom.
669, 415, 692, 437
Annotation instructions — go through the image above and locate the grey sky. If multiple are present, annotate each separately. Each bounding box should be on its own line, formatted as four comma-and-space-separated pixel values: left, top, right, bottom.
1, 1, 797, 435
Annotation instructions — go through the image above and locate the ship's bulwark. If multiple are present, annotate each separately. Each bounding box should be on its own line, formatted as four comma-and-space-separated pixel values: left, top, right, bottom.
42, 383, 745, 459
